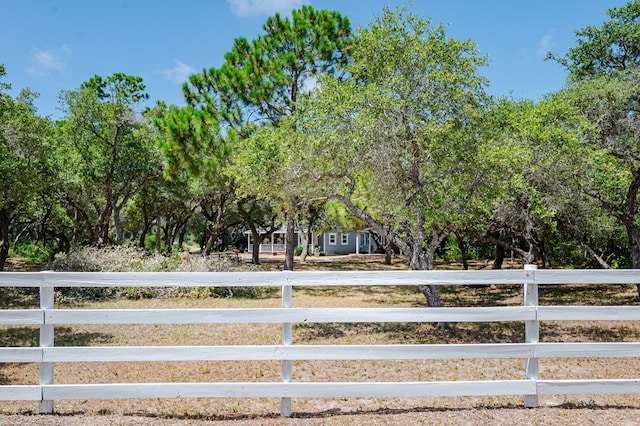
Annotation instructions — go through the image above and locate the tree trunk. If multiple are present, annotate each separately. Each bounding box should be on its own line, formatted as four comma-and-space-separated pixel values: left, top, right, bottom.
155, 212, 162, 255
409, 233, 444, 309
332, 194, 446, 311
237, 200, 281, 266
72, 207, 81, 246
626, 224, 640, 298
492, 244, 505, 270
203, 230, 215, 255
523, 245, 536, 265
201, 196, 228, 255
113, 204, 124, 245
284, 211, 296, 271
47, 230, 70, 255
384, 240, 393, 265
284, 197, 297, 271
178, 227, 187, 248
0, 210, 10, 271
95, 204, 112, 246
139, 226, 148, 249
299, 230, 309, 262
411, 252, 443, 310
163, 223, 175, 256
251, 232, 261, 264
455, 233, 469, 270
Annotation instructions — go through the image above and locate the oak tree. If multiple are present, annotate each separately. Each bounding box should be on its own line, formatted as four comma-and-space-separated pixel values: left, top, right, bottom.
551, 1, 640, 294
298, 7, 488, 307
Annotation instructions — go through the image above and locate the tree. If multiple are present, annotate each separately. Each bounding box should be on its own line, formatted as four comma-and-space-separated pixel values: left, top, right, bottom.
551, 1, 640, 294
0, 65, 54, 270
183, 5, 352, 270
567, 73, 640, 270
297, 7, 488, 307
56, 73, 161, 246
150, 101, 237, 255
472, 96, 590, 268
549, 1, 640, 79
228, 118, 325, 264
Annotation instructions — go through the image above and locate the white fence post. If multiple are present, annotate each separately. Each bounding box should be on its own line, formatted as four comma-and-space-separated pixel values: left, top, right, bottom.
39, 273, 54, 413
281, 283, 293, 417
523, 264, 539, 408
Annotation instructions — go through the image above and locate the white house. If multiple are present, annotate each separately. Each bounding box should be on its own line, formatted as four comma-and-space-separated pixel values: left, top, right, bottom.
244, 226, 317, 254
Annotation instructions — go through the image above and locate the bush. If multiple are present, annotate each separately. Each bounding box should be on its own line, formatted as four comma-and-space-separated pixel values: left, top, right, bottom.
175, 254, 271, 299
53, 246, 153, 272
51, 246, 272, 301
294, 245, 303, 256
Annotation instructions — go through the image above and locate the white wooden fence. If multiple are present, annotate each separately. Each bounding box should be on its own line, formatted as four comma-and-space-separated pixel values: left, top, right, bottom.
1, 268, 640, 416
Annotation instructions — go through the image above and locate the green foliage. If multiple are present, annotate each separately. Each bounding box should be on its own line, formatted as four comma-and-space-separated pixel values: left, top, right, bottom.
549, 1, 640, 78
472, 95, 591, 263
81, 73, 150, 103
297, 5, 488, 273
209, 5, 352, 123
8, 242, 53, 263
150, 102, 227, 181
178, 6, 352, 268
56, 72, 162, 246
0, 65, 55, 270
5, 4, 640, 279
551, 1, 640, 272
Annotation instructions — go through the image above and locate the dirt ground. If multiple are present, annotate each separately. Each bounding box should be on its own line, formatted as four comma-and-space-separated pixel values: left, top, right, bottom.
2, 254, 640, 425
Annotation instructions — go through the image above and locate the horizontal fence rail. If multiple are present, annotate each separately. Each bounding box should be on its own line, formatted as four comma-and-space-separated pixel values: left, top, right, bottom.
0, 269, 639, 415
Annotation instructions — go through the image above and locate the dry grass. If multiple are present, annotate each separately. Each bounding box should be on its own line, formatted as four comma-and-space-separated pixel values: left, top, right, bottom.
1, 255, 640, 425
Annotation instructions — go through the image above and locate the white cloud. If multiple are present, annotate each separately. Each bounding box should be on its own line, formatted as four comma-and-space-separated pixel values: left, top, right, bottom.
161, 61, 196, 84
227, 0, 307, 18
26, 47, 68, 76
537, 30, 556, 58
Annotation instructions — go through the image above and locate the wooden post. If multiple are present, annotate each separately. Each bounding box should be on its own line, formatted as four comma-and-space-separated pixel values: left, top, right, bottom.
523, 264, 539, 408
39, 274, 55, 413
281, 284, 293, 416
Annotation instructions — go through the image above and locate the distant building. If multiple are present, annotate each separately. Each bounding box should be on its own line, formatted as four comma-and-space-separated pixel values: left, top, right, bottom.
318, 230, 380, 256
245, 227, 381, 255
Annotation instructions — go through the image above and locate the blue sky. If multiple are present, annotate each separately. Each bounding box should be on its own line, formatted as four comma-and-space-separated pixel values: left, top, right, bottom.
1, 0, 628, 119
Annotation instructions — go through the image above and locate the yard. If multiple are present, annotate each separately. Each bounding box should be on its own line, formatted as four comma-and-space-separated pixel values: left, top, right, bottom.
1, 255, 640, 425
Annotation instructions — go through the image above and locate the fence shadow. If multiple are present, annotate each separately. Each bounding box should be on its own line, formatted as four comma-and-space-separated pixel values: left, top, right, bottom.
295, 321, 526, 344
27, 401, 640, 423
0, 326, 114, 347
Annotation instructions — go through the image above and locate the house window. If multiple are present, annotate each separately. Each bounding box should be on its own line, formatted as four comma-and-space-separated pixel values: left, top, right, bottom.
329, 233, 337, 245
341, 233, 349, 245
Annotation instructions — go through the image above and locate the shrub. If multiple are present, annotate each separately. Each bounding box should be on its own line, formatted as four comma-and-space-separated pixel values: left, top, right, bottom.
51, 246, 272, 301
175, 255, 272, 299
